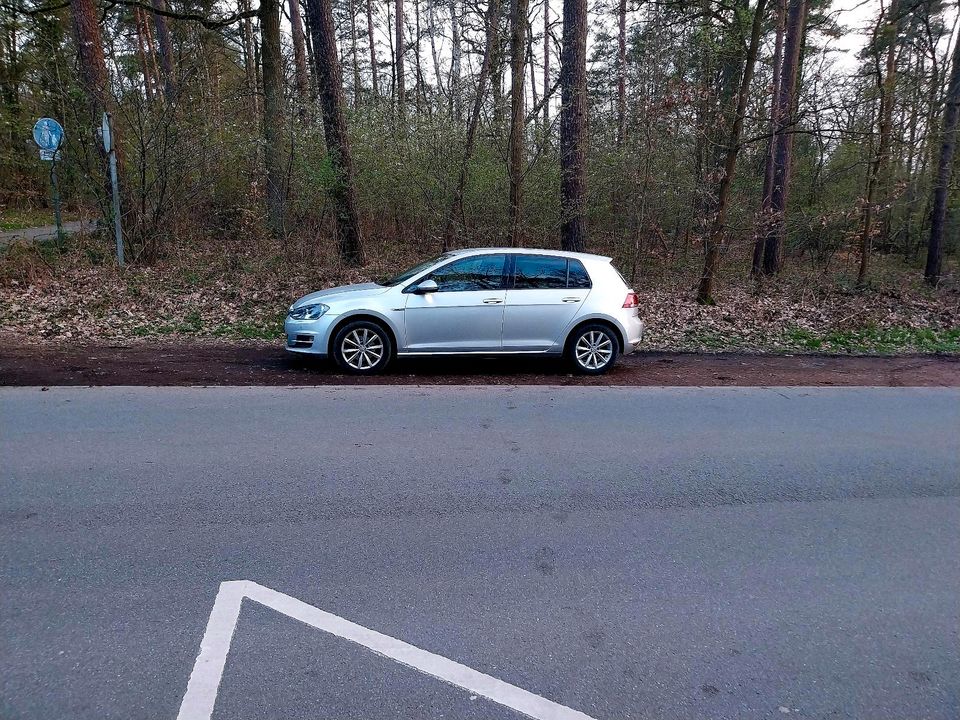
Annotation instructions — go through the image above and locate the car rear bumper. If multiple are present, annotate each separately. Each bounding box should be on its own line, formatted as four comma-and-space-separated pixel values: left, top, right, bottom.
619, 312, 644, 355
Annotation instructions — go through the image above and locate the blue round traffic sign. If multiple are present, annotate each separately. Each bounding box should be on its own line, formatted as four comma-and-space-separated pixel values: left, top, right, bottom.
32, 118, 64, 151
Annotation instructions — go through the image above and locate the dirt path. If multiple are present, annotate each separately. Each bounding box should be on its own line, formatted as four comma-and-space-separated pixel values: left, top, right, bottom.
1, 342, 958, 386
0, 221, 94, 246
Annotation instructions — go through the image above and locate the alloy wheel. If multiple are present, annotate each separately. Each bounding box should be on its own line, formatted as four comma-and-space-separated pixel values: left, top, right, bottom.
575, 330, 613, 371
341, 328, 385, 371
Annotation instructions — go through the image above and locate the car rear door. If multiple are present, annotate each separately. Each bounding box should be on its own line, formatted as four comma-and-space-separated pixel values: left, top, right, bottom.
402, 254, 507, 351
502, 255, 592, 351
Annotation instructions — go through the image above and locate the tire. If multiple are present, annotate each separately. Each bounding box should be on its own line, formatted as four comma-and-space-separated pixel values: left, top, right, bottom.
567, 324, 619, 375
332, 320, 393, 374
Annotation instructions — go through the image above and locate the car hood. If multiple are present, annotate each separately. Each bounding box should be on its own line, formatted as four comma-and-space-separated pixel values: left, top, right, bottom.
291, 282, 390, 308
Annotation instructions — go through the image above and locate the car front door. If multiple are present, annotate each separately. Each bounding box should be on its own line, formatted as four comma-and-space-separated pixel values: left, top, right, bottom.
502, 255, 592, 350
402, 254, 507, 351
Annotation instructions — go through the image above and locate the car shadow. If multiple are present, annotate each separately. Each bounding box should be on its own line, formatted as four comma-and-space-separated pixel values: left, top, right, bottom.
284, 352, 638, 384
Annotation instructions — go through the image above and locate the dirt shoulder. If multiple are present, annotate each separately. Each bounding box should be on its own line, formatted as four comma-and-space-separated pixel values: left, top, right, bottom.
1, 342, 958, 387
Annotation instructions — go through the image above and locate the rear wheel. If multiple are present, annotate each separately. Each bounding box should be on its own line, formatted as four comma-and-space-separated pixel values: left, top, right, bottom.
332, 320, 393, 374
567, 324, 619, 375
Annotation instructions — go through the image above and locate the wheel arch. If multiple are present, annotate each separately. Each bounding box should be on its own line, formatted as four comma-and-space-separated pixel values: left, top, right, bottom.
327, 312, 400, 357
562, 317, 626, 355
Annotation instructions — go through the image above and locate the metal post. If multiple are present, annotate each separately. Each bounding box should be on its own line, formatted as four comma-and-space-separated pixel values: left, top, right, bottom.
102, 112, 124, 266
50, 154, 64, 247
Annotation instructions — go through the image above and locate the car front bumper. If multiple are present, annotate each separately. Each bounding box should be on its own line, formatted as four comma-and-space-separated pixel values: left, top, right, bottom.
283, 314, 339, 356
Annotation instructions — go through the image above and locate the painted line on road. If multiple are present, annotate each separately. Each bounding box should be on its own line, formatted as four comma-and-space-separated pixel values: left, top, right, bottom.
176, 580, 599, 720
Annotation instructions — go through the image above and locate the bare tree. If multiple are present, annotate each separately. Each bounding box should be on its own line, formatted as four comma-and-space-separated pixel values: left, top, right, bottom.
450, 0, 461, 118
697, 0, 769, 303
925, 24, 960, 286
443, 0, 505, 249
396, 0, 406, 117
241, 0, 259, 115
509, 0, 530, 245
616, 0, 626, 145
857, 0, 900, 287
559, 0, 587, 251
305, 0, 366, 262
366, 0, 379, 97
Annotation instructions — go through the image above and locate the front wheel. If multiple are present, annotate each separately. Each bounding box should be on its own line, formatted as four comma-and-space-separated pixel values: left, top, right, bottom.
332, 321, 393, 374
567, 324, 619, 375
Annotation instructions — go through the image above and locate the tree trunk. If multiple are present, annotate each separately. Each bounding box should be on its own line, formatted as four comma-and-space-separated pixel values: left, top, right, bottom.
150, 0, 176, 102
527, 21, 538, 122
366, 0, 379, 97
508, 0, 530, 245
70, 0, 117, 232
351, 0, 361, 105
71, 0, 110, 117
559, 0, 588, 251
616, 0, 626, 146
443, 0, 505, 249
413, 0, 425, 112
305, 0, 365, 263
450, 0, 461, 118
395, 0, 406, 117
752, 0, 784, 275
925, 26, 960, 286
697, 0, 769, 304
260, 0, 286, 238
241, 0, 259, 115
543, 0, 550, 128
134, 8, 155, 101
857, 0, 899, 288
760, 0, 807, 275
288, 0, 311, 109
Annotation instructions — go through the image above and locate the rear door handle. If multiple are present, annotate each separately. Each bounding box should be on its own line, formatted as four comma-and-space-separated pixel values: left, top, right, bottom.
483, 298, 503, 304
562, 297, 582, 303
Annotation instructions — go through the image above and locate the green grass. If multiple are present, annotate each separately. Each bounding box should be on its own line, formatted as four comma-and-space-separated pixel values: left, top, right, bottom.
784, 326, 960, 353
0, 207, 80, 231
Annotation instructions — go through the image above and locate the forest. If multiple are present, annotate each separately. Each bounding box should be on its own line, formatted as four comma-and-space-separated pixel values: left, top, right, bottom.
0, 0, 958, 352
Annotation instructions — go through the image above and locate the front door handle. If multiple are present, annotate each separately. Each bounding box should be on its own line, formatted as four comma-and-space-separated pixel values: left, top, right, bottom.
483, 298, 504, 304
562, 297, 582, 303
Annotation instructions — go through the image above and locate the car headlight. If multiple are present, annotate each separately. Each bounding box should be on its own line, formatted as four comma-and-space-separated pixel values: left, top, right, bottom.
287, 302, 329, 320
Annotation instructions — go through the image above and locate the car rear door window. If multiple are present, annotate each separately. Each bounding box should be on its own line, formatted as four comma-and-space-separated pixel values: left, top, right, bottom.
567, 259, 592, 289
430, 254, 506, 291
513, 255, 569, 289
512, 255, 593, 289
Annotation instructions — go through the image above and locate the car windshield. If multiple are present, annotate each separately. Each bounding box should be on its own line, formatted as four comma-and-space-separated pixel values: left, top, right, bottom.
376, 253, 454, 286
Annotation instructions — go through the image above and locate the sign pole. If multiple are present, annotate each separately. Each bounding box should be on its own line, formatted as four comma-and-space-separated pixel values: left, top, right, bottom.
102, 112, 124, 267
50, 150, 64, 247
32, 117, 66, 246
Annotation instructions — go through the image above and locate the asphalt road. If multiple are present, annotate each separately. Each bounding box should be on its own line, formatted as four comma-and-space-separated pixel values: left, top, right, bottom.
2, 386, 958, 720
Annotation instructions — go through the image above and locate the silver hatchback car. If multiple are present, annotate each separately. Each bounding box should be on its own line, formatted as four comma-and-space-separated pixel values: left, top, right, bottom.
285, 248, 644, 374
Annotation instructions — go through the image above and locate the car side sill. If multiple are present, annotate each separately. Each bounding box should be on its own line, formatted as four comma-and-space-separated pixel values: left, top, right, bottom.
397, 349, 561, 356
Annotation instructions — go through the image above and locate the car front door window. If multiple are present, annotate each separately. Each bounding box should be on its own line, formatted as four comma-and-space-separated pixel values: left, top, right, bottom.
429, 255, 506, 292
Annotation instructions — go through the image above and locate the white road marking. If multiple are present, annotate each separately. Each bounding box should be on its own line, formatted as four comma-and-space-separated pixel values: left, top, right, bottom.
176, 580, 599, 720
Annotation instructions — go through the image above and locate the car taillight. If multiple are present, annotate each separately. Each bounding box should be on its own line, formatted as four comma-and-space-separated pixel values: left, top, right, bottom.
622, 292, 639, 308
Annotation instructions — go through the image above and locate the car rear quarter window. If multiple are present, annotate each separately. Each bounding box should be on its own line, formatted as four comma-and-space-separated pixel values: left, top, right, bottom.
567, 259, 592, 289
429, 254, 506, 291
513, 255, 569, 289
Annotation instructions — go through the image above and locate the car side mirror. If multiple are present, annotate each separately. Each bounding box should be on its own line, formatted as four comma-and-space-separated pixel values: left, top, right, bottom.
414, 279, 439, 294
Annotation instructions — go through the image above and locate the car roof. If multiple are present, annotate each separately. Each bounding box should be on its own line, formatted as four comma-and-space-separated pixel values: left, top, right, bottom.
444, 247, 613, 263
